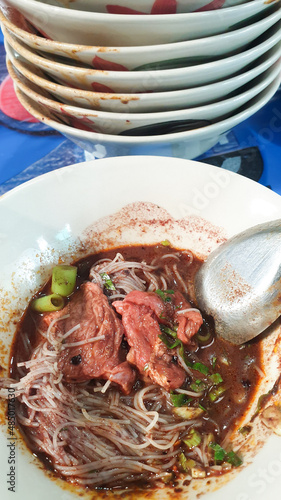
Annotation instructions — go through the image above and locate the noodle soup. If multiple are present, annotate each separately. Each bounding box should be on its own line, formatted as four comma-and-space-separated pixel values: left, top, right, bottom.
4, 244, 262, 490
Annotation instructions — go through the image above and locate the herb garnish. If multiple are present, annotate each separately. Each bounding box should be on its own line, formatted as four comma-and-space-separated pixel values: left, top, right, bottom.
155, 289, 175, 302
99, 272, 116, 290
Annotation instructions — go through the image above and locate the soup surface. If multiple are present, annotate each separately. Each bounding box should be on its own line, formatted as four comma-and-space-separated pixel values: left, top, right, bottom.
10, 244, 261, 490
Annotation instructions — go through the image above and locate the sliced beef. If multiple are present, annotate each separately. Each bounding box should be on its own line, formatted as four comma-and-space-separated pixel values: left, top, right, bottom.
173, 291, 203, 344
107, 361, 136, 395
114, 290, 203, 344
113, 289, 203, 391
37, 282, 136, 394
113, 293, 186, 391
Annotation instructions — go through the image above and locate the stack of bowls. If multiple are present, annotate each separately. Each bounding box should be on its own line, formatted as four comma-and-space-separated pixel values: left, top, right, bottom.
0, 0, 280, 158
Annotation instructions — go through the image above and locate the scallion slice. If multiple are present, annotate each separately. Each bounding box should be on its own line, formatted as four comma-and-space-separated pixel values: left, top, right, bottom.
209, 442, 226, 462
190, 381, 205, 393
225, 451, 243, 467
183, 429, 202, 449
209, 385, 226, 402
159, 324, 178, 338
170, 392, 192, 407
209, 373, 223, 385
31, 293, 64, 313
99, 272, 116, 291
197, 330, 211, 342
193, 362, 209, 376
209, 443, 242, 466
159, 334, 181, 349
51, 265, 77, 297
161, 240, 171, 247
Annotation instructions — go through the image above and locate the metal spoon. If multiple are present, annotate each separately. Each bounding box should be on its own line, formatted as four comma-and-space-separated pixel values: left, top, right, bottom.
194, 219, 281, 345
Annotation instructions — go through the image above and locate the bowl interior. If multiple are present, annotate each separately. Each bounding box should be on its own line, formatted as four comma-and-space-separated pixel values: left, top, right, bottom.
1, 156, 281, 500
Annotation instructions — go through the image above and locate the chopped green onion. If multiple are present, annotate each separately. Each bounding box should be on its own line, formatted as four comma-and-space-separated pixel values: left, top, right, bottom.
226, 451, 243, 467
159, 324, 178, 338
99, 272, 116, 291
183, 429, 202, 448
198, 403, 207, 412
197, 330, 211, 343
212, 357, 217, 369
178, 453, 196, 472
170, 392, 191, 407
155, 289, 174, 302
159, 334, 181, 349
238, 425, 251, 436
31, 293, 64, 313
178, 452, 189, 472
209, 443, 226, 462
190, 381, 205, 393
174, 407, 204, 420
209, 443, 242, 467
51, 265, 77, 297
161, 240, 171, 247
209, 385, 226, 402
209, 373, 223, 385
255, 393, 269, 415
193, 362, 209, 376
143, 363, 149, 371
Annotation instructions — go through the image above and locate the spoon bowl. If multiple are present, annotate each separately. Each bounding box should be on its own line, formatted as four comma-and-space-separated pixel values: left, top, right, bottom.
195, 219, 281, 344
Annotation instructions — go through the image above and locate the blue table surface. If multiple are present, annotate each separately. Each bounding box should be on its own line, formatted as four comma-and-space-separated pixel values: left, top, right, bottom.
0, 27, 280, 196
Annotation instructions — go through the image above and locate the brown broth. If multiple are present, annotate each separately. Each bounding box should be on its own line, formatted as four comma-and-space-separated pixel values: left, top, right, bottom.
10, 244, 262, 486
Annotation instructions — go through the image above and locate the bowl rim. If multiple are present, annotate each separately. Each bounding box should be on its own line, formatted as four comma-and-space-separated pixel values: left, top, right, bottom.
3, 22, 281, 79
4, 0, 275, 22
7, 57, 281, 122
0, 5, 279, 53
14, 73, 281, 144
6, 37, 281, 104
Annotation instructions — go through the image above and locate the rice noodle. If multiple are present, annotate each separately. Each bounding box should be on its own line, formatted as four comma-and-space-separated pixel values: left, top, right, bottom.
176, 348, 194, 377
62, 335, 105, 349
175, 388, 204, 398
176, 308, 201, 315
172, 264, 188, 294
253, 364, 265, 377
3, 328, 196, 487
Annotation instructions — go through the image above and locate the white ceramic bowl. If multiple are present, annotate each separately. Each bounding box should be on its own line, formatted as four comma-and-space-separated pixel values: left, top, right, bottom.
1, 0, 279, 46
1, 156, 281, 500
1, 6, 280, 71
14, 75, 281, 159
7, 58, 281, 136
3, 22, 281, 93
6, 39, 281, 113
36, 0, 249, 14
